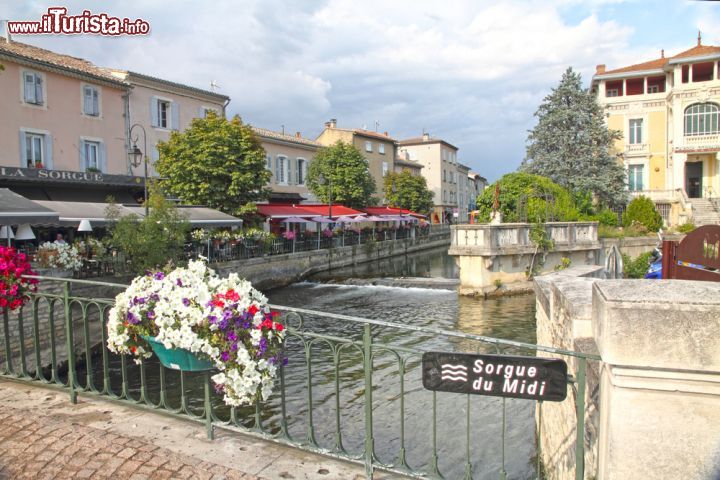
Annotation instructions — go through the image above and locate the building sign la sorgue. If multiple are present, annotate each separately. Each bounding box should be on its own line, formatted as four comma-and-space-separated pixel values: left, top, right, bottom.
0, 167, 143, 186
422, 352, 568, 402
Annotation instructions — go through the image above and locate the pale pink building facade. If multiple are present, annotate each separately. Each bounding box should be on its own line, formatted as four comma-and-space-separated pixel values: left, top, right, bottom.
0, 39, 129, 176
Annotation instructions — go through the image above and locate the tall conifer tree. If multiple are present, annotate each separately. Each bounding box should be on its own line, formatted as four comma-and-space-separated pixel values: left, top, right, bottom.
523, 68, 627, 207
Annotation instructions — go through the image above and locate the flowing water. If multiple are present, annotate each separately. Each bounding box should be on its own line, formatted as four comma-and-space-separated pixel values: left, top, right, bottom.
80, 247, 538, 479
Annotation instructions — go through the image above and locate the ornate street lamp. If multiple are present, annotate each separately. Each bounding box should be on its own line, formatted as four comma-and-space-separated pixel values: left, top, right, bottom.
128, 124, 149, 216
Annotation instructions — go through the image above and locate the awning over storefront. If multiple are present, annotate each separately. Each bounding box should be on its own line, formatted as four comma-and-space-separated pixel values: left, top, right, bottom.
361, 206, 426, 219
123, 206, 243, 228
32, 200, 138, 227
0, 188, 60, 224
256, 204, 365, 219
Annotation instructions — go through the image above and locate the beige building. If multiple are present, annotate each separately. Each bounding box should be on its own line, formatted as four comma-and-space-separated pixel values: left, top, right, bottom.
252, 127, 320, 203
106, 70, 229, 176
456, 163, 471, 222
467, 171, 488, 213
316, 119, 396, 200
398, 133, 461, 223
393, 151, 423, 176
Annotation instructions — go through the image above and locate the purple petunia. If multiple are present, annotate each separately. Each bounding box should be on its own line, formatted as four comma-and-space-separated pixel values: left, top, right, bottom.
182, 298, 191, 307
146, 310, 155, 320
154, 271, 165, 280
126, 311, 140, 325
176, 278, 183, 287
230, 341, 239, 352
220, 351, 230, 362
149, 293, 160, 301
218, 318, 228, 331
257, 337, 268, 357
227, 331, 238, 342
207, 315, 217, 324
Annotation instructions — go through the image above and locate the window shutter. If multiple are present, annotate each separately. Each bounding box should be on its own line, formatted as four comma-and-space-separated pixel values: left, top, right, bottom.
83, 87, 91, 114
80, 140, 87, 170
24, 74, 35, 103
35, 76, 43, 104
45, 134, 53, 169
99, 142, 107, 173
93, 89, 99, 116
18, 131, 27, 167
171, 102, 180, 130
275, 157, 281, 183
150, 96, 159, 127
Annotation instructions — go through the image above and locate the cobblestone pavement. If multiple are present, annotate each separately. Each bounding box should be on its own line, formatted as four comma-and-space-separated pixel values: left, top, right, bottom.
0, 405, 255, 480
0, 379, 390, 480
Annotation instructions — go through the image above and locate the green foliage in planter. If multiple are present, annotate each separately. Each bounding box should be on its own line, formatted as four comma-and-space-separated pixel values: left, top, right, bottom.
622, 196, 663, 232
622, 252, 653, 279
476, 172, 580, 223
105, 184, 190, 274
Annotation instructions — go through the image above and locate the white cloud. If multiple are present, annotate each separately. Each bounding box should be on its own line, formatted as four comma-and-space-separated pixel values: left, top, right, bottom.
3, 0, 688, 180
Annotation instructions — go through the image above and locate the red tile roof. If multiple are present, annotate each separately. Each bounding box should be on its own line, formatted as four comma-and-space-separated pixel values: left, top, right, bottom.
351, 129, 397, 141
252, 127, 321, 147
0, 38, 126, 85
601, 43, 720, 75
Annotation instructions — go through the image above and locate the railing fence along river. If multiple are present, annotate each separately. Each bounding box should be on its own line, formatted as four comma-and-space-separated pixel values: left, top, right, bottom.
1, 271, 598, 479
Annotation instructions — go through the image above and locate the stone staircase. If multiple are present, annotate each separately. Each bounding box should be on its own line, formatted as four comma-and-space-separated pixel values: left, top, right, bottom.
691, 198, 720, 225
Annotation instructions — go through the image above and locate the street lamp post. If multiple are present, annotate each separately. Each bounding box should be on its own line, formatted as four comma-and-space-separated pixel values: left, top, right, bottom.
128, 124, 149, 216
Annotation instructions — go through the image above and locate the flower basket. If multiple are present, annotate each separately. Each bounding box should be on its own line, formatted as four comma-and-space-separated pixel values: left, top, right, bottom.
107, 260, 286, 406
142, 335, 214, 371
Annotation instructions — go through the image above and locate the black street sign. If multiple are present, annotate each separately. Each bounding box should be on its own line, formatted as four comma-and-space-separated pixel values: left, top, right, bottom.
422, 352, 568, 402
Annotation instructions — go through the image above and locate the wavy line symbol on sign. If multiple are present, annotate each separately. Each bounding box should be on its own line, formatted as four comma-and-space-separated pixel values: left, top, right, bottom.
440, 363, 467, 381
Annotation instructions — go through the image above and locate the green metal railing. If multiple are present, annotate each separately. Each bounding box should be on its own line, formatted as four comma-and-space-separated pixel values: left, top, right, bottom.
0, 275, 600, 479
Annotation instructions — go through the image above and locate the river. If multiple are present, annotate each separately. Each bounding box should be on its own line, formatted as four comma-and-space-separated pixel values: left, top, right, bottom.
82, 246, 538, 479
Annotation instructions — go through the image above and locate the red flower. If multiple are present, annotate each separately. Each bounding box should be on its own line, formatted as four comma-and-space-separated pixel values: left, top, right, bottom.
274, 322, 284, 332
0, 298, 7, 307
259, 319, 273, 330
212, 299, 225, 308
224, 289, 240, 302
247, 304, 259, 316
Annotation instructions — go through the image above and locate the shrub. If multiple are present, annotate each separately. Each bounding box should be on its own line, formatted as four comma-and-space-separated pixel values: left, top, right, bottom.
622, 252, 653, 279
476, 173, 580, 223
676, 223, 695, 234
622, 196, 662, 232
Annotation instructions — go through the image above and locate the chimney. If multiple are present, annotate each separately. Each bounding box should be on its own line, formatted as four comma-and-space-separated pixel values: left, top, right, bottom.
4, 21, 11, 43
422, 132, 430, 141
330, 118, 337, 128
295, 132, 301, 139
324, 121, 331, 128
661, 49, 665, 58
383, 131, 388, 137
596, 64, 606, 75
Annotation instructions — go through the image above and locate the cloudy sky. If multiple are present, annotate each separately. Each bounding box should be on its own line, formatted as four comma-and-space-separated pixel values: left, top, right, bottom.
4, 1, 720, 181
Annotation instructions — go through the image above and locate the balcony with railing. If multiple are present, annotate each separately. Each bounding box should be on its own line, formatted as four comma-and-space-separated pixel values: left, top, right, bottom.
677, 134, 720, 152
625, 143, 649, 156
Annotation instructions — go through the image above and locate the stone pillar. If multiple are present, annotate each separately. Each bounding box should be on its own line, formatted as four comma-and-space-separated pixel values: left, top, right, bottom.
592, 280, 720, 480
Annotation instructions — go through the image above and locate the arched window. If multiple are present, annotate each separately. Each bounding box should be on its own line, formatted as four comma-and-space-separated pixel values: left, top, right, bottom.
684, 103, 720, 136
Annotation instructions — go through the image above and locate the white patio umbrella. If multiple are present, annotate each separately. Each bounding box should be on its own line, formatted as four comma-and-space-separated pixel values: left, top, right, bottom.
280, 216, 317, 223
335, 215, 365, 223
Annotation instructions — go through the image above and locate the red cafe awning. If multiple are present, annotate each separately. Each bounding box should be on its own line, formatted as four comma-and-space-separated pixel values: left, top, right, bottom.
256, 204, 365, 220
360, 206, 426, 219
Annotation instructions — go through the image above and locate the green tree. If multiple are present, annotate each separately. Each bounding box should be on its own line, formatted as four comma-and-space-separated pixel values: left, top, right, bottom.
476, 172, 580, 223
106, 184, 190, 274
156, 112, 270, 215
383, 171, 434, 214
522, 67, 627, 208
307, 141, 376, 209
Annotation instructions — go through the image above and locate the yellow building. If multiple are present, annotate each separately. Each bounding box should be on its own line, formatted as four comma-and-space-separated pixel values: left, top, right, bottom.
592, 35, 720, 226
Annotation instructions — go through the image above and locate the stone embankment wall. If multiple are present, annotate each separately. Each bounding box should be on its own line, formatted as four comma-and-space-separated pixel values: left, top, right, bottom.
214, 231, 451, 290
535, 267, 720, 480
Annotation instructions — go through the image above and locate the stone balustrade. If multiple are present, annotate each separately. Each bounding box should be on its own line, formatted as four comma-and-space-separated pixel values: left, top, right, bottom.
448, 222, 601, 294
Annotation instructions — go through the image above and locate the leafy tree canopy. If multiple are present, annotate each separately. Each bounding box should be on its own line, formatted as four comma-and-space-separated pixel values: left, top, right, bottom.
476, 172, 580, 223
156, 112, 270, 215
383, 171, 434, 215
522, 67, 627, 208
622, 195, 663, 232
307, 141, 376, 209
106, 184, 190, 274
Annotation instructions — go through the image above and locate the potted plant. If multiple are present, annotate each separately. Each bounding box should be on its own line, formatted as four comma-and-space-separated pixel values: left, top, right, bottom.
0, 246, 38, 311
106, 260, 286, 406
